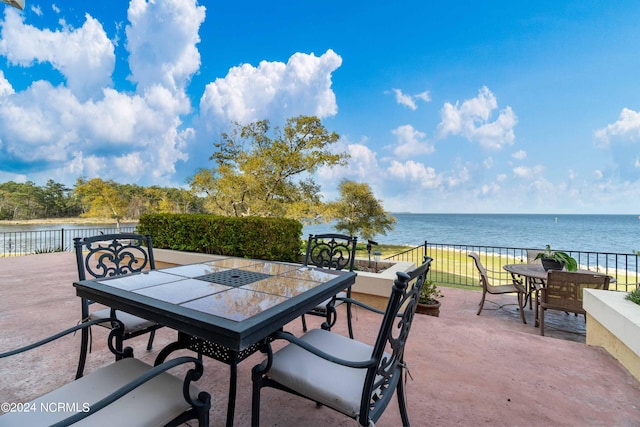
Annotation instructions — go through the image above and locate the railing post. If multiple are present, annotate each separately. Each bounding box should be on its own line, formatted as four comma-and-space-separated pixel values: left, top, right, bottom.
61, 228, 64, 252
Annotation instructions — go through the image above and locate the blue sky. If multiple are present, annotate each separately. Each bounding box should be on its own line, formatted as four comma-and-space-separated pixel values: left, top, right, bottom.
1, 1, 640, 214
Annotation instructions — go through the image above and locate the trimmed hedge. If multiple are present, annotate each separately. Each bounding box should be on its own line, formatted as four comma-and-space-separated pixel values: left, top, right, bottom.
137, 213, 303, 262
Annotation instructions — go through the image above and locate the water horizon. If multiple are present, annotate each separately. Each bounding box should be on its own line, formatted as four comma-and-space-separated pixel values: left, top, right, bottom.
303, 213, 640, 255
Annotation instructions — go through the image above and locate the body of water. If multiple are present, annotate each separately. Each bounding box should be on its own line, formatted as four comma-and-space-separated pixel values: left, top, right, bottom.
0, 222, 136, 255
1, 215, 638, 256
303, 213, 640, 255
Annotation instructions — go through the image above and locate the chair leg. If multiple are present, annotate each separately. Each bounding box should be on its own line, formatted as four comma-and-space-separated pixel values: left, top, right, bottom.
301, 314, 308, 332
114, 331, 124, 361
476, 289, 487, 315
346, 301, 354, 339
396, 371, 410, 427
146, 329, 156, 351
539, 307, 545, 336
76, 325, 90, 379
517, 292, 527, 325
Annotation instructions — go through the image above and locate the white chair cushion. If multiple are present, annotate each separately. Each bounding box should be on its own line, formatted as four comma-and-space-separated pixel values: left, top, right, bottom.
89, 308, 156, 333
312, 290, 347, 311
0, 358, 200, 426
266, 328, 374, 417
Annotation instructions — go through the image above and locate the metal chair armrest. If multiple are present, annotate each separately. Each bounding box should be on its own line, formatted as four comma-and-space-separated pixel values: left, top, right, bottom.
51, 356, 209, 426
268, 330, 377, 369
0, 318, 125, 359
334, 296, 385, 315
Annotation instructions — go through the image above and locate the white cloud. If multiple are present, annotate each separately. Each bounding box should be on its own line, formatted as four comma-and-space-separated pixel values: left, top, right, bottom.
0, 9, 115, 101
0, 1, 203, 186
512, 150, 527, 160
0, 70, 14, 97
392, 124, 434, 158
513, 165, 544, 180
390, 88, 430, 110
481, 182, 500, 195
436, 86, 517, 149
318, 138, 378, 182
446, 165, 471, 188
126, 0, 205, 97
199, 49, 342, 125
595, 108, 640, 145
386, 160, 441, 188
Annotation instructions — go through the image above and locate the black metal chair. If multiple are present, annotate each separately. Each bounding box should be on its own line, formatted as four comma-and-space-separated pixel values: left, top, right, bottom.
301, 233, 358, 338
0, 318, 211, 426
252, 257, 433, 427
74, 233, 162, 379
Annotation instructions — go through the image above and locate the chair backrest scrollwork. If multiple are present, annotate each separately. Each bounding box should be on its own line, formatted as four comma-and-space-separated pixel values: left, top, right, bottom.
360, 256, 433, 424
74, 233, 155, 281
304, 233, 358, 272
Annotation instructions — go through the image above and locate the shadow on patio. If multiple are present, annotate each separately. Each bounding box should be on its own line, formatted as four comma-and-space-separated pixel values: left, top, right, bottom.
1, 252, 639, 426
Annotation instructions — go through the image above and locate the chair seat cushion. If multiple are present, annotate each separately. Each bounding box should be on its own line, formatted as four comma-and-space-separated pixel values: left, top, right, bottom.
266, 328, 374, 417
311, 290, 348, 312
90, 308, 156, 333
0, 358, 200, 426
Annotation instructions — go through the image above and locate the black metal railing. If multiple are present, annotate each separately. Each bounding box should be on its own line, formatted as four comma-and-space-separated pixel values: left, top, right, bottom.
386, 241, 640, 293
0, 226, 137, 257
3, 229, 639, 293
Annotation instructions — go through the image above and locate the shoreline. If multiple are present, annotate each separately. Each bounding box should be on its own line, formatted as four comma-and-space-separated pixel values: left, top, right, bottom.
0, 218, 136, 226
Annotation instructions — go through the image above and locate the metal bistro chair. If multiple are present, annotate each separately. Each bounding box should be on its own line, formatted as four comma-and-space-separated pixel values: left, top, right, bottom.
468, 252, 527, 324
0, 319, 210, 426
301, 233, 358, 338
251, 257, 433, 427
537, 270, 610, 336
74, 233, 162, 379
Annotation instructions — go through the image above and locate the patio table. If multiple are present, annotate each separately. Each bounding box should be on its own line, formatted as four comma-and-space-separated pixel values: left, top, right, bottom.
503, 263, 612, 324
74, 256, 356, 426
503, 263, 610, 284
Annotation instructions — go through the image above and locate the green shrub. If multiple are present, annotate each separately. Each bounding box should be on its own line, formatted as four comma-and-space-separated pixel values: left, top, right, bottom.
626, 287, 640, 305
137, 213, 302, 262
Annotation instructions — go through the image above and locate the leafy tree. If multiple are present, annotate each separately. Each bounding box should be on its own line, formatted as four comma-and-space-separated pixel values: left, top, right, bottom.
144, 186, 205, 214
0, 181, 45, 219
188, 115, 348, 221
327, 179, 396, 241
74, 178, 130, 229
42, 179, 80, 217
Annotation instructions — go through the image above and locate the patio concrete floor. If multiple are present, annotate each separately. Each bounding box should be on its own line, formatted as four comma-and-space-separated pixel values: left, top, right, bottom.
1, 252, 639, 426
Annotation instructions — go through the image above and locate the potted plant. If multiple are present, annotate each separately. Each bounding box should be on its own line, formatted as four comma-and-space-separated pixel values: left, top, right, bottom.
626, 287, 640, 306
416, 279, 443, 317
535, 245, 578, 271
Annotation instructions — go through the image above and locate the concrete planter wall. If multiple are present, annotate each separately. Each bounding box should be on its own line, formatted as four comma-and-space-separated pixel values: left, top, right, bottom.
152, 249, 415, 310
350, 260, 416, 310
584, 288, 640, 381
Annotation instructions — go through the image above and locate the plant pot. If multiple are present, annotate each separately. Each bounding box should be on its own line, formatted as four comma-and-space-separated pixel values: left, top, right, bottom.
416, 300, 441, 317
541, 258, 563, 271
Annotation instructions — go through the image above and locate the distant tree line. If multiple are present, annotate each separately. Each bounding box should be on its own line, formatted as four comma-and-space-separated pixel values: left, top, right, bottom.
0, 179, 204, 224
